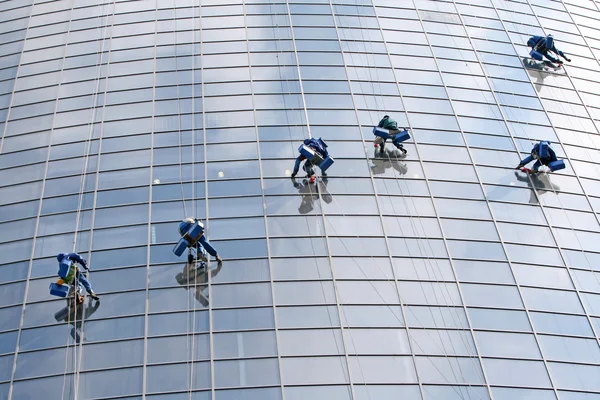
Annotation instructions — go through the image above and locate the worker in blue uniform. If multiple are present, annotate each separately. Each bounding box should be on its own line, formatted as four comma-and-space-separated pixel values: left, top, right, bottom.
56, 252, 99, 300
515, 141, 558, 172
292, 138, 330, 184
527, 34, 571, 65
375, 115, 408, 156
178, 218, 223, 264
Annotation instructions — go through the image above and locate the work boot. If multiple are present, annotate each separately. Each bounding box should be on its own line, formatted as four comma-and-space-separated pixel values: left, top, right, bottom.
89, 292, 99, 300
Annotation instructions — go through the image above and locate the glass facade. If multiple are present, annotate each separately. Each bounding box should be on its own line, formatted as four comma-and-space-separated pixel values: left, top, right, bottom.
1, 0, 600, 398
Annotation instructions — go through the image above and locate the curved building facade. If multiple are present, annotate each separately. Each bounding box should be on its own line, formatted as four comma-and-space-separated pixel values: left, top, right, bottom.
1, 0, 600, 398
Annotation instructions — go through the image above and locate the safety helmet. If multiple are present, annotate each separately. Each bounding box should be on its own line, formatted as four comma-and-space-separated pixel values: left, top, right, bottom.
178, 218, 204, 237
57, 253, 67, 262
178, 218, 195, 236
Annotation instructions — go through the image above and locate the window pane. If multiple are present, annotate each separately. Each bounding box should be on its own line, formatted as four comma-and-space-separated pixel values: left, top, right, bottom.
475, 331, 541, 358
484, 359, 551, 387
281, 357, 349, 385
279, 329, 344, 356
213, 331, 277, 358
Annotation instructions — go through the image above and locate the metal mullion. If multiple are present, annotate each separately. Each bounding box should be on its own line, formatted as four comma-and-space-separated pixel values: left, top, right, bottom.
333, 6, 430, 397
142, 0, 160, 398
242, 0, 285, 398
194, 2, 215, 398
490, 0, 600, 350
283, 0, 311, 138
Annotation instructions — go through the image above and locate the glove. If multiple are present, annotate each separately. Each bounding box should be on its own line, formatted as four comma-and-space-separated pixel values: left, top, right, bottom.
215, 254, 223, 264
81, 259, 88, 270
565, 57, 572, 62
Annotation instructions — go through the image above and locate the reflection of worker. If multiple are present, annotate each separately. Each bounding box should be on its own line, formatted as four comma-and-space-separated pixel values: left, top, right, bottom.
55, 299, 101, 343
291, 176, 332, 214
514, 170, 561, 204
176, 253, 223, 307
371, 152, 408, 175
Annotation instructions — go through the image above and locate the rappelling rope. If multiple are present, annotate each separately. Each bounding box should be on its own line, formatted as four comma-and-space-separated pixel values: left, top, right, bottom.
297, 3, 486, 398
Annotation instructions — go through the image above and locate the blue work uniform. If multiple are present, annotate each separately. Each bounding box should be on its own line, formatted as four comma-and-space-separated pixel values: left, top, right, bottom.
528, 35, 569, 64
56, 252, 94, 294
292, 138, 329, 177
178, 219, 219, 258
518, 142, 558, 171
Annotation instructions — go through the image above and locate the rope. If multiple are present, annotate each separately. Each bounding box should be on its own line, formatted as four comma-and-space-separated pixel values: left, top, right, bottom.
73, 2, 116, 399
187, 0, 202, 396
303, 175, 485, 399
293, 39, 485, 400
173, 0, 188, 219
57, 0, 111, 398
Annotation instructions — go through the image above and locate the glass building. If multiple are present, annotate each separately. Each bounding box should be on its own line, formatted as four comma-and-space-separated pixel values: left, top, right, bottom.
1, 0, 600, 398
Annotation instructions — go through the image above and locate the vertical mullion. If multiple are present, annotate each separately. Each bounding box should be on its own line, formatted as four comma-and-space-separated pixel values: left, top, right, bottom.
242, 1, 285, 398
142, 0, 160, 397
